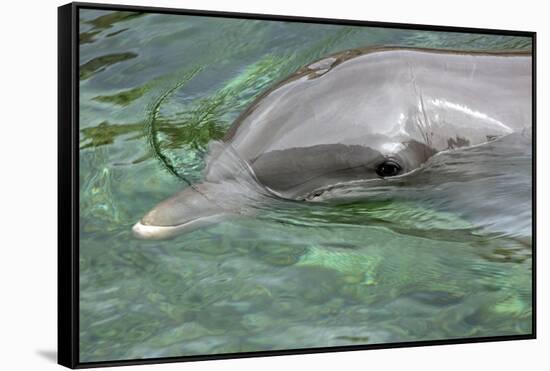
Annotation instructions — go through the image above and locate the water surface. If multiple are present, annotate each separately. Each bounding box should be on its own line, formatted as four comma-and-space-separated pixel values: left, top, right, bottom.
78, 9, 532, 362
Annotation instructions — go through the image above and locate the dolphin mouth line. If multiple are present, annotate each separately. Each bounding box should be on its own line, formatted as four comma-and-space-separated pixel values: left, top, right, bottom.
299, 167, 426, 201
132, 214, 228, 240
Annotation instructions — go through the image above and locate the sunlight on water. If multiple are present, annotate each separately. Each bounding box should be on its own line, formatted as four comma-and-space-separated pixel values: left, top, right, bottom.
78, 9, 532, 362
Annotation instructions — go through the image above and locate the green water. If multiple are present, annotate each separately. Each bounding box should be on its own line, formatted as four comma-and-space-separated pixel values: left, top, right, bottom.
78, 9, 532, 362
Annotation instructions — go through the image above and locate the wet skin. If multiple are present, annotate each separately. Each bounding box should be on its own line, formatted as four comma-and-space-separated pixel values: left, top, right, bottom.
133, 47, 532, 239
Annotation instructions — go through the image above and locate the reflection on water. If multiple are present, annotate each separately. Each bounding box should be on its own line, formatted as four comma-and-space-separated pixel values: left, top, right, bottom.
78, 9, 532, 363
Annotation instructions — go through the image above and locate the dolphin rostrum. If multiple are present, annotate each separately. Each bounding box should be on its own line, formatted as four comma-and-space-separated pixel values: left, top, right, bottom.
133, 47, 532, 239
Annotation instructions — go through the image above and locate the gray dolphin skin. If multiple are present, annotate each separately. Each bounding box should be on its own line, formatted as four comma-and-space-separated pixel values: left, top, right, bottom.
133, 47, 532, 239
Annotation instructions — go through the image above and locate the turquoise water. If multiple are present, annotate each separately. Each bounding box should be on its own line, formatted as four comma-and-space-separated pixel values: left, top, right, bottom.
78, 9, 533, 362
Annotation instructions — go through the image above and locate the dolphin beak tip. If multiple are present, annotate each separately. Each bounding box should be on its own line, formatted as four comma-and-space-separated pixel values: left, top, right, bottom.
132, 221, 171, 240
132, 221, 149, 239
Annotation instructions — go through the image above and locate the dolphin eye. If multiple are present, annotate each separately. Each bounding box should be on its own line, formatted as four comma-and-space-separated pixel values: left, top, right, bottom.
376, 160, 402, 177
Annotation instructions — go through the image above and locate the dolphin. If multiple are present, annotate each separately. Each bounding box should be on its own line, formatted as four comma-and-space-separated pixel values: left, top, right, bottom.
132, 46, 532, 239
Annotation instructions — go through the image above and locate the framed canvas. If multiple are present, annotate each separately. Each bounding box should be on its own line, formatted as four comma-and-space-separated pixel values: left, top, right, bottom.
58, 2, 536, 368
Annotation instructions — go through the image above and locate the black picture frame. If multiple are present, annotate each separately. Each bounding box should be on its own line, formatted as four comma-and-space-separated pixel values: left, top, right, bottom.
58, 2, 537, 368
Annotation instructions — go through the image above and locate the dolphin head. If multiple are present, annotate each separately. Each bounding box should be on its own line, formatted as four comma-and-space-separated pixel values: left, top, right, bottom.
132, 47, 530, 239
